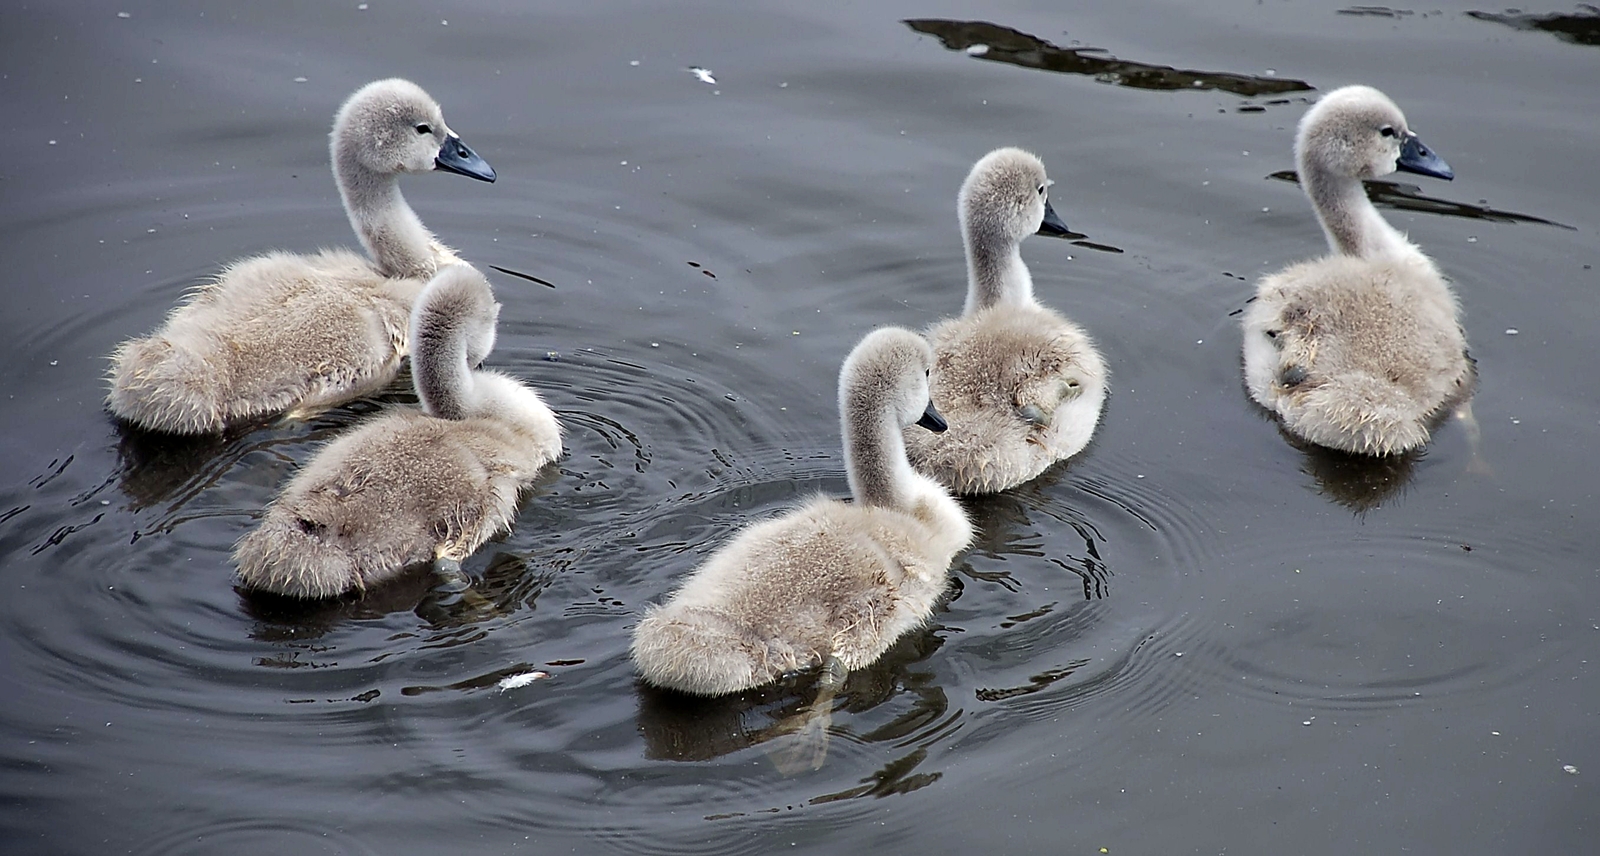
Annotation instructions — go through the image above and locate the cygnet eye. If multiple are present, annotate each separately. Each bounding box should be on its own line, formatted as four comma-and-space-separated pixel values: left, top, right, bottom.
1037, 183, 1047, 196
414, 123, 433, 136
1378, 125, 1396, 138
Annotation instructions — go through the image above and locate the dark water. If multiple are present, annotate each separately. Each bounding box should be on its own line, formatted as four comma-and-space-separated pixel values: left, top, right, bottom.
3, 1, 1597, 853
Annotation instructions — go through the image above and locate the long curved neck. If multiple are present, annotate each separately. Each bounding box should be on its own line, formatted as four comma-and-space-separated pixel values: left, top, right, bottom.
1301, 160, 1412, 260
334, 145, 438, 280
963, 225, 1033, 315
413, 327, 476, 421
842, 406, 919, 510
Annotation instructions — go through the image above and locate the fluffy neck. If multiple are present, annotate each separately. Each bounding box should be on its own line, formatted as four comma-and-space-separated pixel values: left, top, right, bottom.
334, 144, 438, 280
842, 407, 922, 510
1301, 160, 1413, 260
963, 225, 1034, 315
414, 329, 476, 421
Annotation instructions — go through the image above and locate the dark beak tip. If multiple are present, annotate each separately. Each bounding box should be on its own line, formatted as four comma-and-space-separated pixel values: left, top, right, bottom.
915, 402, 948, 433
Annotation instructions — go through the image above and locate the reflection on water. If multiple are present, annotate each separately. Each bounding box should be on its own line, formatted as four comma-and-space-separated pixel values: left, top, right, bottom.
1468, 5, 1600, 46
904, 18, 1314, 100
1267, 170, 1577, 228
636, 627, 947, 764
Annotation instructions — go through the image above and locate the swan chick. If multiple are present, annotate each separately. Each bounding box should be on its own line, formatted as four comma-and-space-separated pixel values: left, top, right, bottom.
233, 264, 561, 599
108, 78, 497, 435
632, 327, 973, 696
905, 147, 1108, 494
1242, 85, 1472, 456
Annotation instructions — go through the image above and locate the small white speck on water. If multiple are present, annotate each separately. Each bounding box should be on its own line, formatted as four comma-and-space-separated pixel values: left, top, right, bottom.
49, 140, 56, 145
1174, 652, 1183, 657
1563, 764, 1579, 775
440, 19, 448, 26
1302, 718, 1315, 726
792, 331, 800, 336
629, 59, 640, 66
1242, 150, 1251, 156
49, 361, 58, 367
688, 67, 716, 85
147, 228, 156, 233
1467, 236, 1478, 243
966, 43, 990, 56
357, 3, 368, 9
117, 12, 130, 18
1511, 418, 1521, 425
650, 342, 660, 348
779, 81, 788, 88
1505, 328, 1519, 335
1136, 474, 1145, 479
1196, 339, 1204, 345
1264, 68, 1277, 76
293, 76, 307, 83
100, 500, 110, 506
1261, 207, 1271, 212
1491, 731, 1501, 736
497, 671, 549, 691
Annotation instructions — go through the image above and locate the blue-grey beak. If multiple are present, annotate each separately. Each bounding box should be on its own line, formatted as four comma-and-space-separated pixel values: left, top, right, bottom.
915, 400, 948, 433
435, 135, 497, 183
1037, 199, 1073, 236
1396, 133, 1453, 181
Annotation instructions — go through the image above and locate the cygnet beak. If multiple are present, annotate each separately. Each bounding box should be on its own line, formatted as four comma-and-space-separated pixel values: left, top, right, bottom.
436, 135, 497, 183
1037, 199, 1074, 237
1396, 133, 1453, 181
915, 400, 948, 433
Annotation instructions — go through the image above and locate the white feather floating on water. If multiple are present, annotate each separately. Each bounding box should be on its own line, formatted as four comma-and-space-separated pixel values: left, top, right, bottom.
497, 670, 550, 691
687, 66, 716, 85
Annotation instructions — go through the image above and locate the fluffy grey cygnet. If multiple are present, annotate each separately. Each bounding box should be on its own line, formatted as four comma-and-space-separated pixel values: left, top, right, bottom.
631, 327, 973, 696
1242, 85, 1472, 456
233, 264, 560, 599
108, 78, 497, 434
903, 147, 1108, 494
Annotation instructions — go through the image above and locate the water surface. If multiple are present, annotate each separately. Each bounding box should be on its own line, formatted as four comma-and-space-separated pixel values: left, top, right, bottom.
2, 1, 1597, 853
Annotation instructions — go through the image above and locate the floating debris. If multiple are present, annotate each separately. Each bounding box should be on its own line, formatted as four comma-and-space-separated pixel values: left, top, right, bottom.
687, 66, 717, 85
1564, 764, 1580, 775
497, 670, 550, 691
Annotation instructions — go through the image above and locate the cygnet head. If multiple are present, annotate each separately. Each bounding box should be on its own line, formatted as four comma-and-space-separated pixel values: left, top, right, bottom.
1296, 85, 1452, 183
331, 78, 496, 183
411, 264, 501, 419
960, 147, 1073, 244
840, 328, 946, 435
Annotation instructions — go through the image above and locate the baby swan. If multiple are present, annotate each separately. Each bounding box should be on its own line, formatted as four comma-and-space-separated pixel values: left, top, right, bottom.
1242, 85, 1471, 455
109, 78, 497, 435
632, 327, 973, 696
904, 147, 1108, 494
233, 264, 561, 599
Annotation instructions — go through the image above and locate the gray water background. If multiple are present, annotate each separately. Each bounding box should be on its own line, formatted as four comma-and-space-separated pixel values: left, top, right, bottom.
1, 1, 1597, 853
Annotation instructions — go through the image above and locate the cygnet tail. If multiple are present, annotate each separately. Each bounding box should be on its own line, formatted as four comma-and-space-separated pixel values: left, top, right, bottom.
631, 607, 766, 696
1287, 374, 1431, 456
107, 335, 229, 435
233, 511, 364, 600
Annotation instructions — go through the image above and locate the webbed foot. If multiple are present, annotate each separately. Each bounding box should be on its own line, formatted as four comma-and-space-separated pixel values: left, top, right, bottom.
769, 656, 847, 774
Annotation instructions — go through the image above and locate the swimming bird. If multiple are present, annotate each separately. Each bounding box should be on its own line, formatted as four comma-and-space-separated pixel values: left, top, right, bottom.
1242, 85, 1472, 455
233, 264, 561, 599
904, 147, 1108, 494
631, 327, 973, 696
108, 78, 497, 435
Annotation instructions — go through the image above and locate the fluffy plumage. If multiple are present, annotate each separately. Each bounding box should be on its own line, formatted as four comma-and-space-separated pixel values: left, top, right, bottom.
905, 147, 1108, 494
1242, 85, 1472, 455
109, 78, 496, 434
632, 328, 972, 696
233, 265, 560, 599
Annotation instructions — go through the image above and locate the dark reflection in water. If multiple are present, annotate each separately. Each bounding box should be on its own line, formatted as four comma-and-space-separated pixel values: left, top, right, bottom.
904, 18, 1314, 99
240, 548, 545, 647
1467, 5, 1600, 46
1267, 170, 1577, 228
1337, 6, 1416, 18
635, 628, 946, 764
1286, 430, 1421, 512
